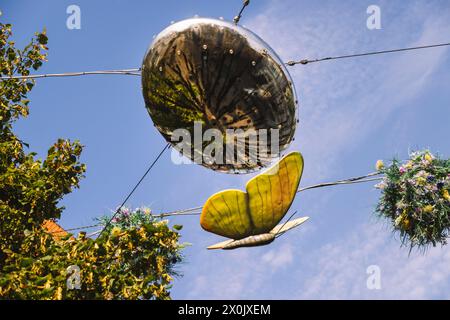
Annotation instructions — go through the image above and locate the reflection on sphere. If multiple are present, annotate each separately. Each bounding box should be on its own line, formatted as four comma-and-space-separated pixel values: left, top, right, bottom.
142, 18, 298, 173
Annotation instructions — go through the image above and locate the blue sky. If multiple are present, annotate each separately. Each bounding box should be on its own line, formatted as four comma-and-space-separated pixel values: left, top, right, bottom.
2, 0, 450, 299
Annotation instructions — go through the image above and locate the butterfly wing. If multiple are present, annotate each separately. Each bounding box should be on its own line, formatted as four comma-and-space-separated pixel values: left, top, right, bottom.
246, 152, 304, 234
206, 239, 234, 250
270, 216, 309, 236
200, 189, 253, 239
200, 151, 304, 240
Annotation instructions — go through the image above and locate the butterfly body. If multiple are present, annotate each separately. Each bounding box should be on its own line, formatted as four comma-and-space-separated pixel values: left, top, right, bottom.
222, 233, 275, 250
206, 216, 309, 250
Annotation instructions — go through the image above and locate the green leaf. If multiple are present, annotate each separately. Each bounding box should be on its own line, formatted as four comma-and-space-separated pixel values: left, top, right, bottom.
37, 33, 48, 45
20, 257, 33, 268
0, 20, 184, 299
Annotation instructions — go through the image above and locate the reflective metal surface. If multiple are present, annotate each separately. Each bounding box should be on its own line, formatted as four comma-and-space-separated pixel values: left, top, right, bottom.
142, 17, 298, 173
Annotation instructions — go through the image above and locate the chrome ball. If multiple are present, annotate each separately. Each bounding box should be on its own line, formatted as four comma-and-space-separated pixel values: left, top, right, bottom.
142, 17, 298, 173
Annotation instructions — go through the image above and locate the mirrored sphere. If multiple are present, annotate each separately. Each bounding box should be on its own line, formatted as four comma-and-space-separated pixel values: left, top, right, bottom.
142, 18, 298, 173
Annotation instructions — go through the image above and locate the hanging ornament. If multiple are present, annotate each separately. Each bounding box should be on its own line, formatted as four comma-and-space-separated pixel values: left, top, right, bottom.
142, 17, 298, 173
200, 151, 308, 249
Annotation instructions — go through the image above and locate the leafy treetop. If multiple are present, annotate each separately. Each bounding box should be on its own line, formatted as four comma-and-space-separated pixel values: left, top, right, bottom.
0, 17, 184, 299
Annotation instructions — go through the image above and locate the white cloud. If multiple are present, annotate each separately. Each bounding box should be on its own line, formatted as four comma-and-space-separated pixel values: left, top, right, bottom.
261, 243, 294, 269
296, 222, 450, 299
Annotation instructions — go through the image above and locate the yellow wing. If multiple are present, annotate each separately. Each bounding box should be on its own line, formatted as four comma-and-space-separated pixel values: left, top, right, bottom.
200, 152, 304, 239
246, 152, 303, 234
200, 189, 253, 239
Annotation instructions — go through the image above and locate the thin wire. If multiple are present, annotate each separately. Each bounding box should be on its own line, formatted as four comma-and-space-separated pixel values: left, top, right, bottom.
297, 172, 382, 193
152, 211, 202, 218
62, 170, 384, 232
86, 230, 102, 238
96, 143, 170, 239
155, 172, 383, 217
0, 69, 141, 80
274, 210, 298, 239
286, 42, 450, 66
49, 223, 103, 234
233, 0, 250, 25
60, 208, 202, 232
157, 206, 203, 216
3, 42, 449, 80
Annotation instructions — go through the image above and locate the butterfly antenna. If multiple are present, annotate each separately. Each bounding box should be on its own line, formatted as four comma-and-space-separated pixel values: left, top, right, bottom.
275, 210, 298, 238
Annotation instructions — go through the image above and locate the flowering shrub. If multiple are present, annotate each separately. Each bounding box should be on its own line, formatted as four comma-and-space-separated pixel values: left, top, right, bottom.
97, 206, 182, 234
0, 214, 185, 299
375, 150, 450, 249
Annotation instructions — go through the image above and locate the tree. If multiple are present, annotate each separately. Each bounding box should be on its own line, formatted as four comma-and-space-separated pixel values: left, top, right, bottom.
0, 17, 184, 299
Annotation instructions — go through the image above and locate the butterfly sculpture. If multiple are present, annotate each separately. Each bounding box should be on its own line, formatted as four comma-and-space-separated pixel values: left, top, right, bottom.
200, 151, 309, 250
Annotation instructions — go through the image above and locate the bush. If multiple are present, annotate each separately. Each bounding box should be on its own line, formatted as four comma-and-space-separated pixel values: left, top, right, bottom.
0, 17, 185, 299
376, 150, 450, 249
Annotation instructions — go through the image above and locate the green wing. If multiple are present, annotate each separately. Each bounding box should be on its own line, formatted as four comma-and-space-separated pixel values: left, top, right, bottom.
200, 152, 304, 239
